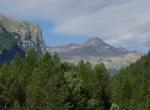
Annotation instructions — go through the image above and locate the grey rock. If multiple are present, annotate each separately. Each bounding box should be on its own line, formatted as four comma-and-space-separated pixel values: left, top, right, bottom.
0, 12, 46, 53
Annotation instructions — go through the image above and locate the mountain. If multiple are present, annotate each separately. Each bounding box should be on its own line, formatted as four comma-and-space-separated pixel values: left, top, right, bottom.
47, 37, 142, 70
0, 24, 22, 52
48, 37, 129, 57
0, 24, 26, 63
0, 12, 46, 53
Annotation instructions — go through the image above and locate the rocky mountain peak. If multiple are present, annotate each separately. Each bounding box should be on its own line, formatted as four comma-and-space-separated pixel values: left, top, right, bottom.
84, 37, 106, 47
48, 37, 133, 57
47, 37, 142, 69
0, 12, 46, 53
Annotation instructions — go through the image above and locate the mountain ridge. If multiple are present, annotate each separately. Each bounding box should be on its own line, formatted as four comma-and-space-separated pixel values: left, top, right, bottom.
47, 37, 142, 69
48, 37, 134, 57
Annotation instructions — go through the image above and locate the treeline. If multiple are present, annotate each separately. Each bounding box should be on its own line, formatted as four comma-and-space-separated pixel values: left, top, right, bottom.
111, 51, 150, 110
0, 50, 111, 110
0, 49, 150, 110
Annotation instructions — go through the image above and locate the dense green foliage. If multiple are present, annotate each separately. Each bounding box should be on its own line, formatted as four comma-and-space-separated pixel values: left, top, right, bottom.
111, 51, 150, 110
0, 44, 25, 63
0, 50, 150, 110
0, 50, 111, 110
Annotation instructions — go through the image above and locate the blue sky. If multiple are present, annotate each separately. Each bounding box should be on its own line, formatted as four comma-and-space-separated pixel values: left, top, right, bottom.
35, 19, 90, 47
0, 0, 150, 52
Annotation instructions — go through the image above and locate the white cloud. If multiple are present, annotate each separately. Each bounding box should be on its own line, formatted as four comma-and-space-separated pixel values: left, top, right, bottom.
0, 0, 150, 50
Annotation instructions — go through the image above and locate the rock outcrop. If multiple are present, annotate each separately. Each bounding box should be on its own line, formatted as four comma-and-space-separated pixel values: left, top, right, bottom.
0, 12, 46, 53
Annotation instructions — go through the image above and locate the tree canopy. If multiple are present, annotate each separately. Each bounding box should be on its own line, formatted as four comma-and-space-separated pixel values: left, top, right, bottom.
0, 49, 150, 110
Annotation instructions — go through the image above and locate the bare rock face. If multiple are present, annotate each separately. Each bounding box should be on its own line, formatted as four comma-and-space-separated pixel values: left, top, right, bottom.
0, 12, 46, 53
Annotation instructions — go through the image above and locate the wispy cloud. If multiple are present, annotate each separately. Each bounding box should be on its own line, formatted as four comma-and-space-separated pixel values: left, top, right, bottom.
0, 0, 150, 50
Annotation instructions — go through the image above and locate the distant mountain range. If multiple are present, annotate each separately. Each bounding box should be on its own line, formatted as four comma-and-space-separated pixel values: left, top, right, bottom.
47, 37, 142, 70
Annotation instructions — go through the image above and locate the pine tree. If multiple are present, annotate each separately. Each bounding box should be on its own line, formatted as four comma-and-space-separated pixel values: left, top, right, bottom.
92, 64, 111, 110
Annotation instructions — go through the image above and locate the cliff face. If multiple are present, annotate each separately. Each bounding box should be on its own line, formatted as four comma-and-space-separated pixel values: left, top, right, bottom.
0, 12, 46, 53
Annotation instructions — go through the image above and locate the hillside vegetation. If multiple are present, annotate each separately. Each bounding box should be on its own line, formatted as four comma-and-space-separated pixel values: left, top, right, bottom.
111, 51, 150, 110
0, 50, 149, 110
0, 26, 21, 52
